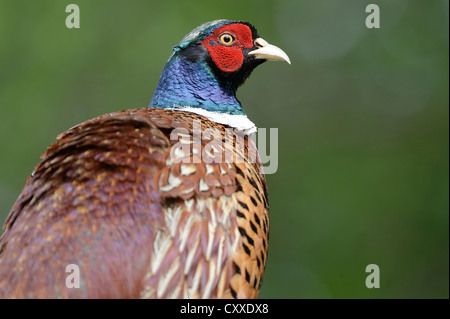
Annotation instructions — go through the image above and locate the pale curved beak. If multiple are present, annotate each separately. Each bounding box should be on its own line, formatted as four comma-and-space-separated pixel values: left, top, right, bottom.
248, 38, 291, 64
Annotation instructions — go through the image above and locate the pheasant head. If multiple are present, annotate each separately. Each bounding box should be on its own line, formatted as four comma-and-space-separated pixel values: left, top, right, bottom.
149, 20, 291, 133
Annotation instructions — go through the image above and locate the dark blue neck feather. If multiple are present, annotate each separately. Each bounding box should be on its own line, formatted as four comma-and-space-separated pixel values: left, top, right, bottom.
149, 55, 245, 115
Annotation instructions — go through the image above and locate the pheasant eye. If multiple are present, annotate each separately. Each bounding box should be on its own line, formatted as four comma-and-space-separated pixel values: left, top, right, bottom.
219, 33, 235, 46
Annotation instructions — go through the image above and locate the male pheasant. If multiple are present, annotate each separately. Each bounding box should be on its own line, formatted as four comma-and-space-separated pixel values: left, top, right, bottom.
0, 20, 290, 298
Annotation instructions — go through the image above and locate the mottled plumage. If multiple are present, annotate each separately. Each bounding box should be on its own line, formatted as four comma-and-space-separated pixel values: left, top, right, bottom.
0, 20, 289, 298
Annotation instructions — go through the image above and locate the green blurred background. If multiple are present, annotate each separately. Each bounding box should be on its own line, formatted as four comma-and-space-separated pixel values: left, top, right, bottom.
0, 0, 448, 298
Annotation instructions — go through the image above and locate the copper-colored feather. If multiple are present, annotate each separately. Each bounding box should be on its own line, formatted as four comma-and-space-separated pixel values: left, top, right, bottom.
0, 108, 269, 298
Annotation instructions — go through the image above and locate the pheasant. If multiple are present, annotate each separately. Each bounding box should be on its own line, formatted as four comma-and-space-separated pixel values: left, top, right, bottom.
0, 19, 290, 299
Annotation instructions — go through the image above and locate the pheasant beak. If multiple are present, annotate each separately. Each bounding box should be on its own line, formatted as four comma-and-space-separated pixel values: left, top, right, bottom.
248, 38, 291, 65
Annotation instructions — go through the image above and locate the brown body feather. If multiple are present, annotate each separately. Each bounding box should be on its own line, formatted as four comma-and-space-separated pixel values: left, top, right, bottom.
0, 108, 269, 298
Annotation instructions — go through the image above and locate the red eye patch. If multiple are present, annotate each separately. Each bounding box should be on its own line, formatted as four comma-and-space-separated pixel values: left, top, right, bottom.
201, 23, 253, 73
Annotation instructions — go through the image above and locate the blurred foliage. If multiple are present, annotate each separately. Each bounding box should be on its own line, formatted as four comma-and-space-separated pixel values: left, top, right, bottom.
0, 0, 448, 298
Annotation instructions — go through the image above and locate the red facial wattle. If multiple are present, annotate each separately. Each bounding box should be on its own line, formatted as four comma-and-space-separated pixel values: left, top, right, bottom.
201, 23, 254, 73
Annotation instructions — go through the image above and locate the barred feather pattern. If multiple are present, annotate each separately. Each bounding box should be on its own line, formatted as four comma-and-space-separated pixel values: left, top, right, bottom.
0, 108, 269, 299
